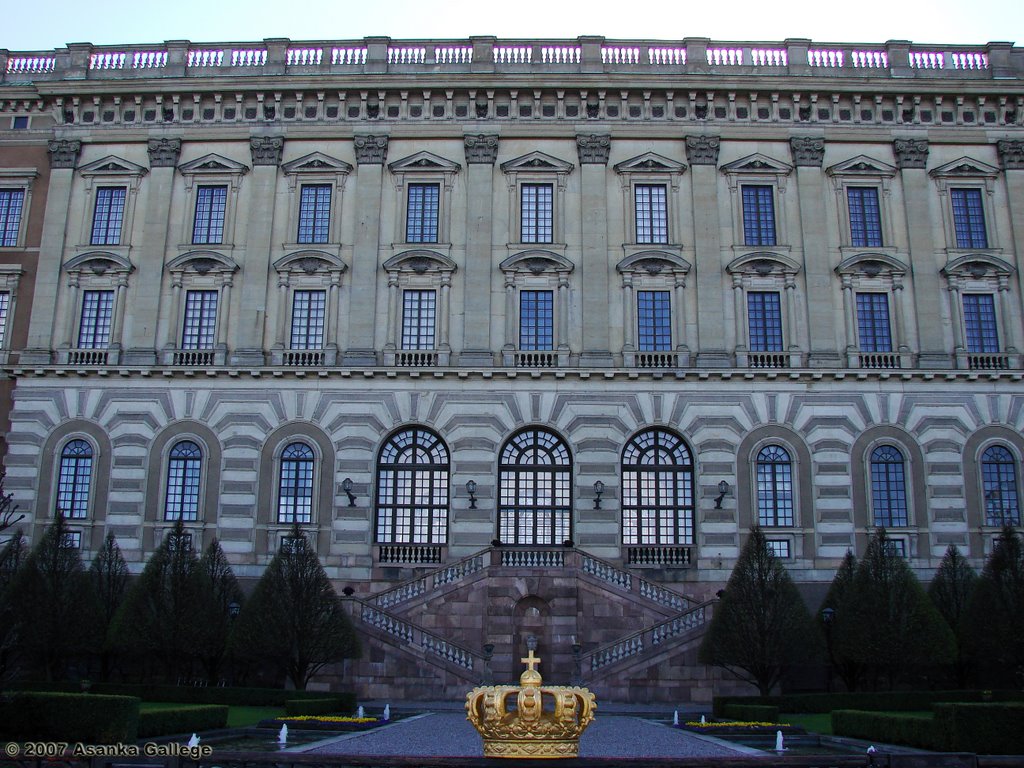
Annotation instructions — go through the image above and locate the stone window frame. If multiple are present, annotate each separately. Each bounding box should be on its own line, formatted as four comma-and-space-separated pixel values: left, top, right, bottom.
0, 265, 24, 363
497, 426, 574, 547
160, 251, 240, 365
381, 250, 457, 366
613, 152, 687, 251
720, 153, 793, 253
825, 155, 899, 252
615, 251, 691, 368
726, 252, 804, 368
388, 151, 461, 249
500, 151, 574, 250
176, 153, 249, 250
500, 250, 574, 367
0, 167, 38, 250
940, 253, 1020, 369
373, 425, 451, 548
979, 443, 1021, 528
619, 427, 696, 549
75, 156, 147, 254
929, 157, 1002, 254
270, 251, 347, 366
963, 426, 1024, 553
836, 252, 913, 369
281, 152, 352, 253
57, 251, 135, 365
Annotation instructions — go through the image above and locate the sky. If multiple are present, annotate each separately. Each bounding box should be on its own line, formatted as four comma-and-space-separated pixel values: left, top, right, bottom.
2, 0, 1021, 51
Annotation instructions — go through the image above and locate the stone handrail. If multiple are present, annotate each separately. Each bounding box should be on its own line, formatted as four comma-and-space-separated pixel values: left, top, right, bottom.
579, 551, 694, 613
582, 600, 712, 674
2, 38, 1019, 84
369, 549, 487, 610
355, 600, 482, 672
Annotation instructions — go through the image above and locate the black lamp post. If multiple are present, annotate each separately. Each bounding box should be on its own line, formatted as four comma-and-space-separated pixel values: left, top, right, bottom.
714, 481, 730, 509
342, 477, 357, 507
592, 481, 605, 509
467, 480, 478, 509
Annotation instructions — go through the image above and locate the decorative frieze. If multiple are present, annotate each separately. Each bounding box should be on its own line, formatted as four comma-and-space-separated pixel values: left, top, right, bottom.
997, 140, 1024, 170
147, 138, 181, 167
47, 139, 81, 169
893, 139, 929, 169
250, 136, 284, 166
464, 134, 500, 164
354, 134, 389, 165
684, 135, 719, 166
576, 134, 611, 165
790, 137, 825, 167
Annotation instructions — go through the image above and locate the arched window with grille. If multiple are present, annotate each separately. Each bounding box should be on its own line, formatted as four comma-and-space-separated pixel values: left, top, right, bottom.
982, 445, 1020, 526
165, 440, 202, 521
870, 445, 908, 527
756, 445, 794, 526
499, 429, 572, 545
56, 439, 93, 519
278, 442, 315, 524
375, 427, 450, 544
621, 429, 694, 545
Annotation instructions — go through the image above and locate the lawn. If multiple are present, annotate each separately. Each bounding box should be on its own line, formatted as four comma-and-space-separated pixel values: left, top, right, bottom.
782, 711, 933, 736
139, 702, 284, 728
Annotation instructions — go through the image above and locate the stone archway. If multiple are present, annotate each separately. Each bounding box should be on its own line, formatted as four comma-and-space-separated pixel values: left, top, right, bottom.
512, 595, 552, 681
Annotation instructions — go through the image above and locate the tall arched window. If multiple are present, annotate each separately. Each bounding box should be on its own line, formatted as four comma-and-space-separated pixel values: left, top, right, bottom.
56, 439, 93, 519
982, 445, 1020, 526
376, 428, 450, 544
621, 429, 694, 545
499, 429, 571, 545
756, 445, 793, 526
278, 442, 315, 524
870, 445, 908, 527
165, 440, 202, 521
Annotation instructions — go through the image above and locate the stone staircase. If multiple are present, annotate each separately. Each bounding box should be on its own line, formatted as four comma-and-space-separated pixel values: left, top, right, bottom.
344, 545, 714, 701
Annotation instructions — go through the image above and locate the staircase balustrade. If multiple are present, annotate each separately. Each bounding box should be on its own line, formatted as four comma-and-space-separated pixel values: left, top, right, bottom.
358, 602, 479, 671
584, 602, 711, 673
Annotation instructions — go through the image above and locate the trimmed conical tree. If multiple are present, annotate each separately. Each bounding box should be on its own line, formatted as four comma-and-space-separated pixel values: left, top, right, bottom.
90, 533, 129, 680
699, 526, 820, 695
966, 526, 1024, 688
819, 550, 862, 691
833, 529, 954, 689
0, 530, 27, 687
198, 538, 243, 684
232, 527, 360, 690
928, 544, 977, 687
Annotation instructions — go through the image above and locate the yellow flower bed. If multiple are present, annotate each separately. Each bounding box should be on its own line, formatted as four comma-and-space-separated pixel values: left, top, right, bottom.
280, 716, 379, 723
685, 721, 790, 728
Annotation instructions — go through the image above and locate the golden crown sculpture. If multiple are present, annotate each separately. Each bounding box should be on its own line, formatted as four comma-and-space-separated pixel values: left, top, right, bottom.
466, 648, 597, 759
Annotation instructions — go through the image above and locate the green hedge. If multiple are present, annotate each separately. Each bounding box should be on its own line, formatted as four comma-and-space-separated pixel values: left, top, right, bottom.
720, 703, 780, 722
137, 705, 229, 738
10, 682, 349, 707
832, 709, 943, 751
713, 689, 1020, 716
0, 692, 139, 742
285, 696, 356, 716
934, 703, 1024, 754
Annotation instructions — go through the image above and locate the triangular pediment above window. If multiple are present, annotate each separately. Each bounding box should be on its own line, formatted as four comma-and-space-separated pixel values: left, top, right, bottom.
613, 153, 686, 174
720, 153, 792, 175
929, 157, 1001, 179
282, 152, 353, 175
826, 155, 897, 177
500, 151, 574, 174
388, 151, 461, 174
178, 153, 249, 175
78, 155, 148, 177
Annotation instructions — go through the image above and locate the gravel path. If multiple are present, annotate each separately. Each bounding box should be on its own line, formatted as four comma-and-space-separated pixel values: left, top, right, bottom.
303, 713, 749, 759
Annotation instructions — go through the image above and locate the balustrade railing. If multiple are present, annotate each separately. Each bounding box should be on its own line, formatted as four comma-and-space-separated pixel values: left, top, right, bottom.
499, 548, 565, 568
514, 350, 557, 368
377, 544, 443, 565
625, 545, 692, 567
968, 352, 1011, 370
370, 549, 486, 609
61, 348, 113, 366
358, 603, 478, 671
747, 351, 790, 369
635, 351, 680, 369
859, 351, 902, 369
580, 552, 692, 612
584, 602, 709, 673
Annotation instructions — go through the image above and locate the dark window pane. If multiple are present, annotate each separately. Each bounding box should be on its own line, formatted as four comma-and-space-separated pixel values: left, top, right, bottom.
741, 185, 776, 246
747, 291, 783, 351
521, 183, 553, 243
519, 290, 553, 351
637, 291, 671, 351
406, 183, 439, 243
847, 187, 883, 247
963, 294, 999, 353
192, 185, 228, 244
375, 428, 450, 544
621, 429, 694, 545
950, 188, 988, 248
871, 445, 908, 527
635, 184, 668, 244
91, 187, 127, 245
297, 184, 331, 243
856, 292, 892, 352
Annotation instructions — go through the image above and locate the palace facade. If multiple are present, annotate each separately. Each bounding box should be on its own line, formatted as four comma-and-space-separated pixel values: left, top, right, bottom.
1, 36, 1023, 700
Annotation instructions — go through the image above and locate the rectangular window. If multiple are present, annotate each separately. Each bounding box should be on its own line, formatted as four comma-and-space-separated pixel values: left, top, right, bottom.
401, 289, 436, 350
963, 293, 999, 353
78, 290, 114, 349
297, 184, 331, 244
635, 185, 668, 244
61, 531, 82, 549
0, 292, 9, 348
192, 185, 228, 244
766, 539, 791, 558
519, 290, 553, 351
406, 183, 439, 243
951, 188, 988, 248
90, 187, 127, 245
290, 289, 326, 349
0, 189, 25, 247
637, 290, 671, 351
741, 185, 776, 246
181, 290, 218, 349
856, 292, 892, 352
847, 187, 883, 247
521, 183, 553, 243
747, 291, 783, 352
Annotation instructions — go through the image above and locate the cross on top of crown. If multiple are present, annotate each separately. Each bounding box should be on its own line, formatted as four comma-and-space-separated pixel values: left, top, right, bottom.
521, 648, 541, 673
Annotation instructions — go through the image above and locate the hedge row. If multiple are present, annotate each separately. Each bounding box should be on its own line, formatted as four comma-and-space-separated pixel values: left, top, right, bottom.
10, 681, 348, 707
720, 703, 780, 722
713, 689, 1023, 716
138, 705, 229, 738
934, 703, 1024, 754
0, 692, 140, 742
831, 710, 944, 751
285, 696, 356, 716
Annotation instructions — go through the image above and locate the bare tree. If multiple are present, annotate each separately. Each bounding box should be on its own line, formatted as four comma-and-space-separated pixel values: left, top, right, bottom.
0, 473, 24, 538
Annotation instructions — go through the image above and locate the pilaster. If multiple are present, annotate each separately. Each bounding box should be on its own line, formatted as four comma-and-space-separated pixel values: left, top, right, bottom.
461, 135, 499, 365
998, 140, 1024, 351
577, 134, 613, 366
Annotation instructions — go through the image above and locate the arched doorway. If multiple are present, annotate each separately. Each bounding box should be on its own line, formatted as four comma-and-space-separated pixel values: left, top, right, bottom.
512, 595, 551, 681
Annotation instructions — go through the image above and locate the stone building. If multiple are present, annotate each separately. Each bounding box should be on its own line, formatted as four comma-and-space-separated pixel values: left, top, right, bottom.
1, 36, 1023, 701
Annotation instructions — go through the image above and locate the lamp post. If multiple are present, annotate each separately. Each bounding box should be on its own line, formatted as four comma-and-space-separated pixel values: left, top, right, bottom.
821, 606, 835, 693
714, 480, 730, 509
467, 480, 478, 509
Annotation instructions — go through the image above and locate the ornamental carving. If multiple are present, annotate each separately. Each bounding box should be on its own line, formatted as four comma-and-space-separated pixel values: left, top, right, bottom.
354, 135, 389, 165
893, 139, 929, 169
47, 139, 82, 169
685, 135, 720, 166
464, 134, 500, 164
147, 138, 181, 167
576, 134, 611, 165
790, 137, 825, 167
250, 136, 284, 166
997, 140, 1024, 170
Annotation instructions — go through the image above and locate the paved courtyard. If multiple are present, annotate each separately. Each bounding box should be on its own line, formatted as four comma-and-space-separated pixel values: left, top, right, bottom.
302, 713, 752, 760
